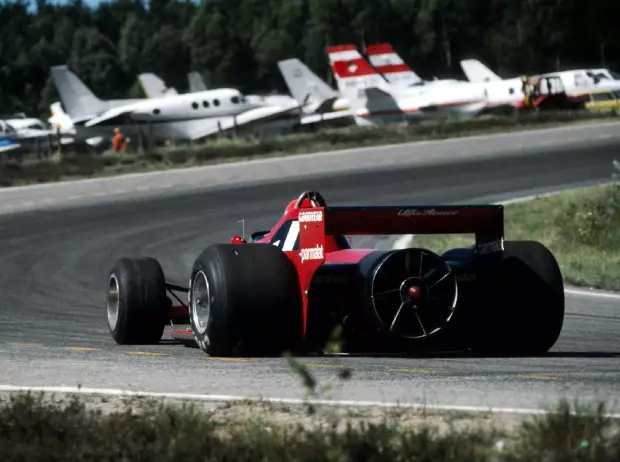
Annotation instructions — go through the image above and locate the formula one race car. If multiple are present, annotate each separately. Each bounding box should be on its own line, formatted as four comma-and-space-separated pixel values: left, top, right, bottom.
105, 191, 565, 357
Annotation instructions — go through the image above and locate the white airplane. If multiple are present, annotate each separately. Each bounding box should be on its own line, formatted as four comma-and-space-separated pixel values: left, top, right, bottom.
326, 44, 489, 125
136, 70, 302, 136
276, 58, 353, 126
363, 44, 527, 110
3, 114, 50, 132
537, 68, 620, 99
0, 116, 54, 155
2, 114, 55, 140
460, 59, 620, 104
51, 65, 300, 142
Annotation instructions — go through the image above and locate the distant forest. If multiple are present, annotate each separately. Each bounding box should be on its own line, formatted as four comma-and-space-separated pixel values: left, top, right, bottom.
1, 0, 618, 117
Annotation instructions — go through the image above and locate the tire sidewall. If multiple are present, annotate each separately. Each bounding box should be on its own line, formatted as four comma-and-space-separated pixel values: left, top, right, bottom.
107, 257, 167, 345
472, 240, 565, 356
189, 248, 242, 356
188, 244, 302, 357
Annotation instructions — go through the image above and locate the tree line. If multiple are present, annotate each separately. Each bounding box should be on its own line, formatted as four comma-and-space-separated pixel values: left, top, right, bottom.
1, 0, 618, 118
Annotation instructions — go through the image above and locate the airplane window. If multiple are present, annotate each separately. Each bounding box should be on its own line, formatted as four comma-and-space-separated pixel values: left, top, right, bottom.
153, 109, 160, 115
509, 88, 514, 94
231, 96, 239, 104
214, 99, 220, 106
192, 102, 198, 109
203, 101, 209, 108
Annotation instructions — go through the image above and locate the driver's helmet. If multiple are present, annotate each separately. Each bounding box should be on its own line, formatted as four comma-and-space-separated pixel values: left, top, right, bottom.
284, 198, 313, 213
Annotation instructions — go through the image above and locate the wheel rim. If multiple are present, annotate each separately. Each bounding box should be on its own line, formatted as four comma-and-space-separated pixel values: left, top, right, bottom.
370, 248, 458, 339
191, 271, 211, 336
107, 274, 120, 331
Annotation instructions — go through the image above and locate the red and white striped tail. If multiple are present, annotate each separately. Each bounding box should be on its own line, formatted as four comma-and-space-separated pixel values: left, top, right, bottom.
365, 43, 422, 87
327, 44, 384, 89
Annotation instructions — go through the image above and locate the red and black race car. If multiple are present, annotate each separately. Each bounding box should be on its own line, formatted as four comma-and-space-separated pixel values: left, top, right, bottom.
105, 191, 564, 357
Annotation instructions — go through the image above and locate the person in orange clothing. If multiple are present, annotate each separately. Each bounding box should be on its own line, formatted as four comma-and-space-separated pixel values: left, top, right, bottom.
112, 127, 126, 152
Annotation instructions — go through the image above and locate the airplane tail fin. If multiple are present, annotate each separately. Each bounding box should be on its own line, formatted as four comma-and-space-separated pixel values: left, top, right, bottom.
327, 44, 394, 113
460, 59, 502, 83
277, 58, 339, 113
187, 71, 207, 92
365, 43, 422, 87
138, 73, 178, 98
50, 66, 108, 121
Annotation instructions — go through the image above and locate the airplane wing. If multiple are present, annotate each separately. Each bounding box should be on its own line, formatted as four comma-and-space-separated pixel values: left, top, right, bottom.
298, 110, 354, 125
83, 104, 140, 127
185, 105, 300, 140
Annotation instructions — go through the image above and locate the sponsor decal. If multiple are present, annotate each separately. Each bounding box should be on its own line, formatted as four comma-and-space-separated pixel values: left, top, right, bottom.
299, 210, 323, 223
398, 208, 459, 217
475, 239, 503, 255
300, 244, 324, 262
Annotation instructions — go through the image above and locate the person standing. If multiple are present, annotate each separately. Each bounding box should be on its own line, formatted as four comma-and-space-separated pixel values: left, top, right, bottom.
112, 127, 126, 152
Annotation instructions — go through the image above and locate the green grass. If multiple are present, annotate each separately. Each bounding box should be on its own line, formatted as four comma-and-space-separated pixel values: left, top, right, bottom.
409, 180, 620, 292
0, 392, 618, 461
1, 110, 617, 187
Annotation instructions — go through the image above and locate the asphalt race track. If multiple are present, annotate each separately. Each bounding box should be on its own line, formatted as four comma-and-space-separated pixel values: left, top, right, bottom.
1, 126, 619, 412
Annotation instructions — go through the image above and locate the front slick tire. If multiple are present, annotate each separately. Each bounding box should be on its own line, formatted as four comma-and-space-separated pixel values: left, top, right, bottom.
189, 244, 302, 357
473, 240, 565, 356
107, 257, 168, 345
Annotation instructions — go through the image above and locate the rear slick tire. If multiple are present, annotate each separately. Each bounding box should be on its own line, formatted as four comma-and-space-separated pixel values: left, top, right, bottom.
473, 240, 565, 356
107, 257, 168, 345
189, 243, 302, 357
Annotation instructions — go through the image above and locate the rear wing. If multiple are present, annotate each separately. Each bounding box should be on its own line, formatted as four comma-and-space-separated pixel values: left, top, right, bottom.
298, 205, 504, 256
290, 203, 503, 336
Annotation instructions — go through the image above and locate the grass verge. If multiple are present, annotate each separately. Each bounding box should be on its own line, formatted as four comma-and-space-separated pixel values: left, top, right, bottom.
1, 110, 617, 187
0, 392, 618, 461
408, 175, 620, 292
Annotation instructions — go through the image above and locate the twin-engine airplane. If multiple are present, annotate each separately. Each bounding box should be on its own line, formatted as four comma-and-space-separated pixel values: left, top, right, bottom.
50, 66, 301, 142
